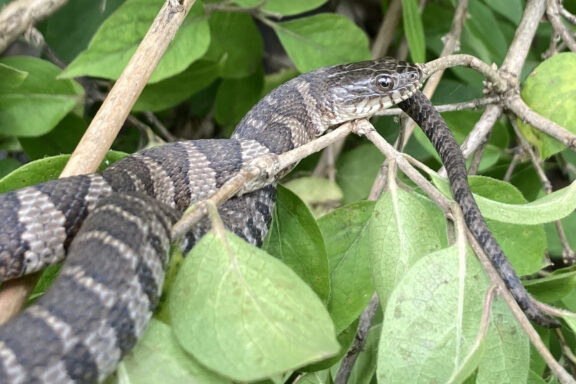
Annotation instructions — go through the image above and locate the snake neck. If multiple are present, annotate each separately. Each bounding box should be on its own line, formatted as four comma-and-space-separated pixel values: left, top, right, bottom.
231, 71, 334, 155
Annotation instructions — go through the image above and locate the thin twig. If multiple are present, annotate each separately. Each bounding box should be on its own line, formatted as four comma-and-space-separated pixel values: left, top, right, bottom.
547, 0, 576, 52
61, 0, 197, 177
371, 0, 402, 58
334, 294, 380, 384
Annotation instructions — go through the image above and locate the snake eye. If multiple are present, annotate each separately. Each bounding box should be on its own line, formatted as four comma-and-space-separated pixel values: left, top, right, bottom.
376, 75, 394, 91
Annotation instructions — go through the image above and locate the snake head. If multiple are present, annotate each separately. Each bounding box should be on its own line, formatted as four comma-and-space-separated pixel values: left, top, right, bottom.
322, 57, 422, 124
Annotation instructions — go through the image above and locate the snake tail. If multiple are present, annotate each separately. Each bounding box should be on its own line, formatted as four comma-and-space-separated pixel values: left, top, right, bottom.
398, 90, 560, 328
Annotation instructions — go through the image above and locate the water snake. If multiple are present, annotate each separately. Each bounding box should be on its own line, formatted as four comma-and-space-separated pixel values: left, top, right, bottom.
0, 57, 556, 383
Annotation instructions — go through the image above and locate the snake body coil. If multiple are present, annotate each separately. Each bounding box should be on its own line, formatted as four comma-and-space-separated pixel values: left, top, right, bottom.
0, 59, 422, 383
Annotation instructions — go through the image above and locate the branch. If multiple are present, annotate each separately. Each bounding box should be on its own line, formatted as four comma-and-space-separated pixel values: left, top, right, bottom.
547, 0, 576, 52
0, 0, 69, 53
172, 122, 356, 238
61, 0, 197, 177
506, 95, 576, 150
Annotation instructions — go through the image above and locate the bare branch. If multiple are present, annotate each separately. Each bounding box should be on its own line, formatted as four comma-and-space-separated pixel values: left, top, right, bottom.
547, 0, 576, 52
506, 95, 576, 150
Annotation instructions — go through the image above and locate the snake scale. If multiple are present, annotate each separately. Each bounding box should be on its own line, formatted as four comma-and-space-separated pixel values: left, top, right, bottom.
0, 58, 557, 383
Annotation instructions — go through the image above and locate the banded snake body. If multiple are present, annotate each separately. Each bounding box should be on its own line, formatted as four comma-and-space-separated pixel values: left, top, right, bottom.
0, 58, 557, 383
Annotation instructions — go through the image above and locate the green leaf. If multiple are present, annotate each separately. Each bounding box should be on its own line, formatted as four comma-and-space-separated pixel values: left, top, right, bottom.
214, 68, 264, 125
0, 62, 28, 88
41, 0, 125, 62
170, 232, 339, 381
401, 0, 425, 63
463, 1, 508, 63
412, 110, 510, 172
133, 60, 220, 112
0, 57, 84, 137
336, 144, 385, 204
0, 159, 21, 179
0, 152, 126, 193
518, 53, 576, 158
113, 319, 230, 384
204, 11, 263, 78
430, 175, 547, 274
19, 114, 87, 160
283, 177, 343, 216
234, 0, 328, 16
62, 0, 210, 83
264, 185, 330, 302
430, 172, 576, 225
525, 266, 576, 303
317, 201, 375, 333
274, 14, 371, 73
377, 246, 487, 383
482, 0, 523, 24
476, 300, 530, 384
367, 179, 446, 306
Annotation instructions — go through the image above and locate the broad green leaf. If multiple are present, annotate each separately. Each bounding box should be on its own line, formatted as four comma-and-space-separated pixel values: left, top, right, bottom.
0, 57, 84, 137
62, 0, 210, 83
430, 172, 576, 225
214, 68, 264, 125
367, 178, 446, 306
0, 152, 126, 193
204, 11, 263, 79
336, 144, 385, 204
113, 319, 230, 384
0, 63, 28, 88
467, 177, 546, 275
317, 201, 375, 333
525, 266, 576, 303
170, 232, 339, 381
264, 185, 330, 302
133, 60, 220, 112
463, 1, 508, 63
19, 114, 87, 160
476, 300, 529, 384
527, 371, 548, 384
0, 156, 70, 193
0, 159, 20, 179
560, 313, 576, 339
430, 175, 547, 274
234, 0, 328, 16
302, 319, 359, 372
401, 0, 425, 63
41, 0, 125, 62
482, 0, 523, 24
545, 213, 576, 258
274, 14, 371, 73
297, 370, 330, 384
377, 246, 487, 383
518, 53, 576, 158
283, 177, 343, 216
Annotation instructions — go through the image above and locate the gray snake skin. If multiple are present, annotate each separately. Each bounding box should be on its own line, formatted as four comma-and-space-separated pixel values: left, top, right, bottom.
0, 58, 556, 383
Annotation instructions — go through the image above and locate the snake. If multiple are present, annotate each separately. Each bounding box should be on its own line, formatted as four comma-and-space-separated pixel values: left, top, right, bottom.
0, 57, 557, 383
